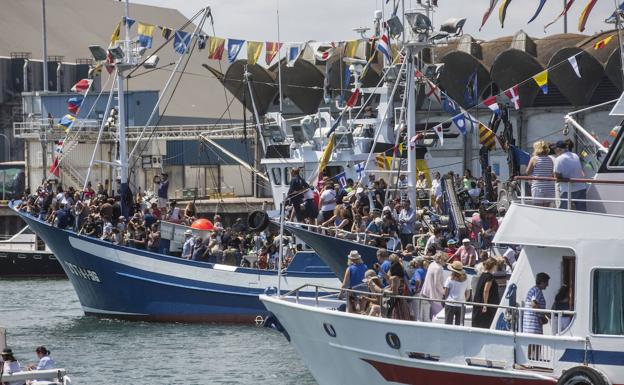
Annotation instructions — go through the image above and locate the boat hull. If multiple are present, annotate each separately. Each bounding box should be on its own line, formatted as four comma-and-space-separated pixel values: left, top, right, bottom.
17, 212, 339, 323
0, 249, 65, 278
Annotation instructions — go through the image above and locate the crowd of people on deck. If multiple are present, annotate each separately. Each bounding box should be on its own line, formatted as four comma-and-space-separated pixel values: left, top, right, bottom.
1, 346, 55, 384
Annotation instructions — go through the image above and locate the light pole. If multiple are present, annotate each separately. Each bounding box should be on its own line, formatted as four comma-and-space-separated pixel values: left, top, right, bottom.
0, 133, 11, 162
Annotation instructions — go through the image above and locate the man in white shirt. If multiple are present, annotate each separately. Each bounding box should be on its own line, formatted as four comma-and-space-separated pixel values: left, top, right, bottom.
319, 183, 337, 222
181, 230, 195, 259
420, 253, 446, 321
553, 140, 586, 211
398, 200, 416, 249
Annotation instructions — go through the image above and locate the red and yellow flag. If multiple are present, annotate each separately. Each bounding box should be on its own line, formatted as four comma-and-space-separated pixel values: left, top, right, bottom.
265, 42, 282, 65
594, 35, 614, 50
578, 0, 598, 32
478, 123, 497, 150
208, 37, 225, 60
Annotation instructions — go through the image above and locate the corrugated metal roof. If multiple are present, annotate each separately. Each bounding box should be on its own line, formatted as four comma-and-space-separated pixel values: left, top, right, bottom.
164, 139, 254, 166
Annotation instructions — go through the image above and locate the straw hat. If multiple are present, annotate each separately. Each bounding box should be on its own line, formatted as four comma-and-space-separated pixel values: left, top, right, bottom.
448, 260, 465, 274
362, 269, 380, 283
348, 250, 362, 261
184, 229, 193, 236
462, 238, 470, 244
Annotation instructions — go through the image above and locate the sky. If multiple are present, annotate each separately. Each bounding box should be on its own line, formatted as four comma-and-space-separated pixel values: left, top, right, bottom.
134, 0, 620, 42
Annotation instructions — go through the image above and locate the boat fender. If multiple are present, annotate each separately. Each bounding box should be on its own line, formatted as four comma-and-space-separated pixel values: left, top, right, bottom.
248, 210, 270, 232
264, 286, 278, 296
262, 313, 290, 342
556, 366, 609, 385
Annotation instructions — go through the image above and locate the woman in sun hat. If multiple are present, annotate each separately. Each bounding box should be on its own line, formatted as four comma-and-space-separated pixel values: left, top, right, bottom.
362, 269, 384, 316
340, 250, 368, 312
443, 261, 471, 325
2, 348, 22, 385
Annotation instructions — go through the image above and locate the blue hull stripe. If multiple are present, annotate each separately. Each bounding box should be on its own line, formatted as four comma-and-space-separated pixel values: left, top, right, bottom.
560, 349, 624, 366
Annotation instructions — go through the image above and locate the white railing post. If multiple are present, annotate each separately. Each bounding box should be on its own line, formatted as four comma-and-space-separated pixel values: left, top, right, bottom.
567, 182, 572, 210
521, 180, 526, 205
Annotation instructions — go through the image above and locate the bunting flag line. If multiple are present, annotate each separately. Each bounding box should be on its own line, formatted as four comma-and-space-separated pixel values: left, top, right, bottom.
67, 97, 82, 114
594, 35, 614, 49
376, 34, 392, 62
463, 70, 478, 107
498, 0, 513, 27
533, 70, 549, 94
480, 0, 500, 31
123, 16, 135, 28
568, 55, 582, 77
208, 37, 225, 60
344, 40, 361, 58
442, 97, 466, 134
544, 0, 575, 31
375, 153, 392, 170
505, 85, 521, 109
464, 112, 479, 133
71, 79, 93, 94
606, 1, 624, 23
478, 123, 497, 150
159, 26, 173, 40
137, 22, 155, 48
173, 30, 192, 54
247, 41, 263, 65
110, 22, 121, 46
58, 114, 76, 132
578, 0, 598, 32
265, 42, 282, 65
227, 39, 245, 63
528, 0, 548, 23
286, 43, 304, 67
484, 96, 501, 115
433, 124, 444, 146
417, 70, 441, 103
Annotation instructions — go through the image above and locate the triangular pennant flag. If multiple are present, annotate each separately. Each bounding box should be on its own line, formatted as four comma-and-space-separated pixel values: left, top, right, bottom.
346, 88, 361, 109
478, 123, 497, 150
544, 0, 575, 31
463, 70, 478, 107
484, 96, 501, 115
49, 157, 60, 178
137, 22, 155, 48
594, 35, 614, 49
110, 21, 121, 46
265, 42, 282, 65
227, 39, 245, 63
504, 85, 521, 109
533, 70, 549, 94
208, 37, 226, 60
173, 30, 191, 54
247, 41, 263, 65
499, 0, 513, 27
568, 55, 581, 78
344, 40, 361, 58
123, 16, 135, 28
159, 26, 173, 40
578, 0, 598, 32
480, 0, 500, 31
57, 114, 76, 132
433, 124, 444, 146
71, 79, 93, 94
528, 0, 548, 23
67, 97, 82, 115
286, 43, 304, 67
376, 34, 392, 62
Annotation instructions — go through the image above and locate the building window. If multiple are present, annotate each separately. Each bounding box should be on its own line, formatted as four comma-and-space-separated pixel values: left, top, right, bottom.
592, 269, 624, 335
271, 168, 282, 186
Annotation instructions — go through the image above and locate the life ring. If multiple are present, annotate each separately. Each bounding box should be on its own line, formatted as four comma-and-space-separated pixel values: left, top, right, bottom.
248, 210, 269, 232
557, 366, 609, 385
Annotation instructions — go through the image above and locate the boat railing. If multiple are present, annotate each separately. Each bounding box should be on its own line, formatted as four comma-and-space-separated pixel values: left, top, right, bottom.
283, 283, 577, 337
514, 176, 624, 210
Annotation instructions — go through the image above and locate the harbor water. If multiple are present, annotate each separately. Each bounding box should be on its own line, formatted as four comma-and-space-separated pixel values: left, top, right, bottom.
1, 278, 316, 384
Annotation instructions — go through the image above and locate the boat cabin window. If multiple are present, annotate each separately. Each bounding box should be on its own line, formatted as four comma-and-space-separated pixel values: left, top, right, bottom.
285, 168, 291, 185
323, 166, 345, 180
271, 168, 282, 186
608, 134, 624, 169
592, 269, 624, 335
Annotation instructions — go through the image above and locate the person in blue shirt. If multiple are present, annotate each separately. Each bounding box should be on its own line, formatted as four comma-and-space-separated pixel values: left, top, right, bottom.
181, 230, 195, 259
340, 251, 368, 313
28, 346, 54, 371
409, 257, 427, 321
54, 205, 72, 229
375, 249, 391, 287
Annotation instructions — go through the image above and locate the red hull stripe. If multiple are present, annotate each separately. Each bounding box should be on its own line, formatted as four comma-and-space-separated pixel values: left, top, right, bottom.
362, 359, 557, 385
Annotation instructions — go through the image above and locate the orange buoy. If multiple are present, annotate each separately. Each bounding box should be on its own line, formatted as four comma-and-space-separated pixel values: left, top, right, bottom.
191, 218, 214, 231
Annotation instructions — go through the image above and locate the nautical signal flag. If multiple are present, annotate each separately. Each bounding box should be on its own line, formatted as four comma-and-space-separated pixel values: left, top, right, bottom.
346, 88, 361, 109
594, 35, 614, 49
528, 0, 548, 23
568, 54, 582, 78
137, 22, 155, 48
71, 79, 93, 94
173, 30, 191, 54
480, 0, 499, 31
227, 39, 245, 63
478, 123, 497, 150
533, 70, 549, 94
287, 43, 303, 67
49, 157, 60, 177
67, 97, 82, 114
197, 35, 207, 50
544, 0, 576, 31
463, 70, 478, 107
484, 96, 501, 115
247, 41, 263, 65
265, 42, 282, 65
504, 85, 521, 109
319, 134, 336, 174
159, 26, 173, 40
208, 37, 225, 60
110, 21, 121, 46
375, 153, 392, 170
578, 0, 598, 32
312, 42, 336, 61
88, 63, 102, 78
433, 124, 444, 146
499, 0, 513, 28
58, 114, 76, 132
344, 40, 361, 58
376, 34, 392, 62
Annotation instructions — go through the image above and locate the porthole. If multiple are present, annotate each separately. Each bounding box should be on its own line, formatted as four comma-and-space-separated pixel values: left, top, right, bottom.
386, 332, 401, 349
323, 323, 336, 338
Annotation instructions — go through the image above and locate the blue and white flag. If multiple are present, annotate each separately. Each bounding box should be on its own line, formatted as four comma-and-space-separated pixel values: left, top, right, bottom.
606, 1, 624, 23
335, 172, 348, 188
442, 96, 468, 135
173, 30, 191, 54
123, 16, 135, 28
355, 162, 366, 180
227, 39, 245, 63
463, 70, 478, 107
286, 43, 304, 67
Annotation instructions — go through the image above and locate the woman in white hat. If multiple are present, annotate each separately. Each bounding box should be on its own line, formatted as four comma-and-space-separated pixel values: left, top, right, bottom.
362, 269, 383, 316
340, 250, 368, 313
443, 261, 470, 325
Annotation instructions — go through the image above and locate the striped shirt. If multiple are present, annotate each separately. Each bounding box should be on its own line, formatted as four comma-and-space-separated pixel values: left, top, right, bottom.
522, 286, 546, 334
531, 156, 555, 198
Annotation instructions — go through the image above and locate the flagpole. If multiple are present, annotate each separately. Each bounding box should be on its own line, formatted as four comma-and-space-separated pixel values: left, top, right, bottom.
563, 0, 568, 33
41, 0, 48, 92
276, 0, 284, 114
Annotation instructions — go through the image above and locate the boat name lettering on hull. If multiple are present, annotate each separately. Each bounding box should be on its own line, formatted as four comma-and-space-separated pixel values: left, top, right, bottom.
64, 262, 101, 283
